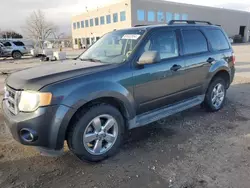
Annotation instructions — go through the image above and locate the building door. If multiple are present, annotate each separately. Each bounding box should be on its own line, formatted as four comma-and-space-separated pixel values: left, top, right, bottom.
239, 26, 246, 37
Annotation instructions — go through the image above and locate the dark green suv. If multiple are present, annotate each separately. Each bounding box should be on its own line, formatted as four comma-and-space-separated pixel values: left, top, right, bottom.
2, 20, 235, 162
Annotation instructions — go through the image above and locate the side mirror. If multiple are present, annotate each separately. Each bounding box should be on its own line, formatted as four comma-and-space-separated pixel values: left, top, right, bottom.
137, 51, 160, 65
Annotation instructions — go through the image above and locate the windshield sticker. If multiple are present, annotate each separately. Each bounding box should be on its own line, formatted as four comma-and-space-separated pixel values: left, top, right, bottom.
122, 34, 141, 40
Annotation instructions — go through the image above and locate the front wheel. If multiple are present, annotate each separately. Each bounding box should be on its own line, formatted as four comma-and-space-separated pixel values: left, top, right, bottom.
203, 77, 227, 112
67, 104, 125, 162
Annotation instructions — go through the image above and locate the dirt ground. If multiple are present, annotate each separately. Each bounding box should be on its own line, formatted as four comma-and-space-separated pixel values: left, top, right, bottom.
0, 45, 250, 188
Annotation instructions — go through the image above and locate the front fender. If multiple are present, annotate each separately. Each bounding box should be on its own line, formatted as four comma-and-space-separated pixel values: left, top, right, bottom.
62, 81, 136, 119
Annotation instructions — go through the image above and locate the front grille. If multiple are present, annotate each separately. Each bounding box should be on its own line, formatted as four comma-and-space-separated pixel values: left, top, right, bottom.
4, 86, 21, 115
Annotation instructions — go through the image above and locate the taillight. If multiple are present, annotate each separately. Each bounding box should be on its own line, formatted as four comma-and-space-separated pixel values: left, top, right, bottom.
232, 54, 236, 65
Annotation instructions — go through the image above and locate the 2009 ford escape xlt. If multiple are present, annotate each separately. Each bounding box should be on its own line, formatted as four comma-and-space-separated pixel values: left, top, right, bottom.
2, 20, 235, 162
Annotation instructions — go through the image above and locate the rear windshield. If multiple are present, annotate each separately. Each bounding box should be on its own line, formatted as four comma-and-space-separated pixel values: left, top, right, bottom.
13, 41, 25, 46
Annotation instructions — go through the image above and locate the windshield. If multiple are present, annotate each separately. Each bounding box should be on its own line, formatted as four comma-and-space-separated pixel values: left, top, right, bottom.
79, 29, 145, 64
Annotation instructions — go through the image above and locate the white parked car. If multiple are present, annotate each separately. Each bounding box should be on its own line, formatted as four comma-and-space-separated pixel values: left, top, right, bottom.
0, 41, 29, 59
229, 37, 234, 44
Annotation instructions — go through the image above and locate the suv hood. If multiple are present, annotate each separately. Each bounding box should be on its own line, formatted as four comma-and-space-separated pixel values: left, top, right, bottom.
6, 59, 111, 90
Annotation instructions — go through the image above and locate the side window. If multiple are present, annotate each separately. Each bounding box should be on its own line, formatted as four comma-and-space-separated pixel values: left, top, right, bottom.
144, 40, 151, 51
182, 30, 208, 55
204, 29, 230, 51
4, 42, 12, 47
142, 30, 179, 60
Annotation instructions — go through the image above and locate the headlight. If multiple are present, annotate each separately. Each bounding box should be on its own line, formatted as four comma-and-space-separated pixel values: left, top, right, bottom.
18, 91, 52, 112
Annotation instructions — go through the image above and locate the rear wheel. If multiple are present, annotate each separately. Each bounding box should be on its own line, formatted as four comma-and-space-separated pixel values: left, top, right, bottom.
67, 104, 125, 162
203, 77, 226, 112
12, 51, 22, 59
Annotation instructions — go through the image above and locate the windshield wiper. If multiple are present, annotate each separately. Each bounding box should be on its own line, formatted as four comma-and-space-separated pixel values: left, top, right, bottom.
80, 58, 102, 63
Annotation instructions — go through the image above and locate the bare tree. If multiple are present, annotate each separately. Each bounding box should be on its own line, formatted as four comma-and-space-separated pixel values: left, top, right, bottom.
23, 10, 57, 49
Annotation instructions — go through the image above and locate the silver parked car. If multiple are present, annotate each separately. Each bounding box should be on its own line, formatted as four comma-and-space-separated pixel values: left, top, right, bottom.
0, 41, 29, 59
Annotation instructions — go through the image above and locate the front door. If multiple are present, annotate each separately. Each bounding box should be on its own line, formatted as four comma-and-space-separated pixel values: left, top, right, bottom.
133, 29, 186, 114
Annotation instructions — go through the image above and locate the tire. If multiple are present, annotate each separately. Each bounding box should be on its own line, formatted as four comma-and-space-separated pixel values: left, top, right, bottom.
67, 104, 125, 162
203, 77, 227, 112
12, 51, 22, 59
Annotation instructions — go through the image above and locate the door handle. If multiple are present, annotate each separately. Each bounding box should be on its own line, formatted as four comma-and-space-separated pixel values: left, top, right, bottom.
207, 57, 215, 64
170, 64, 182, 72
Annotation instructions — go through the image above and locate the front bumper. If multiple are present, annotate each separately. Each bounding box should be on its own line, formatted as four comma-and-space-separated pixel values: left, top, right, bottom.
2, 100, 72, 152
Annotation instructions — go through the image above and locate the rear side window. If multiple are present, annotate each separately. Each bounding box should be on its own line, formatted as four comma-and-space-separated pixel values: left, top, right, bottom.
182, 30, 208, 55
13, 41, 25, 46
204, 29, 230, 51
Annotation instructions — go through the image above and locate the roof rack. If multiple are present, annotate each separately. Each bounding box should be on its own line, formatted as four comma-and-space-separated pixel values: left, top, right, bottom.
134, 25, 148, 27
168, 20, 212, 25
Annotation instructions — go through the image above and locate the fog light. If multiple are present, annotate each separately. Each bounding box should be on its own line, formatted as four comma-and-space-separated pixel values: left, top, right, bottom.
20, 128, 38, 142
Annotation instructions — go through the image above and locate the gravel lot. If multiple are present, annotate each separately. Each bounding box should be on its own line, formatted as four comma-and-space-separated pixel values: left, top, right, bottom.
0, 45, 250, 188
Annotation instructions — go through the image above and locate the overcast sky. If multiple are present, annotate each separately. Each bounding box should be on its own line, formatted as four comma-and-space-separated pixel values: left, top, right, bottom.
0, 0, 250, 36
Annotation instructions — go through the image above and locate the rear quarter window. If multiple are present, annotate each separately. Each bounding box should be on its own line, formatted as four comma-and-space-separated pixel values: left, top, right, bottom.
13, 41, 25, 46
182, 30, 208, 55
204, 29, 230, 51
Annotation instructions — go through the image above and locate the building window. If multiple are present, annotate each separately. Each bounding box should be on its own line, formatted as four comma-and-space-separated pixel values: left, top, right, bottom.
120, 11, 126, 21
182, 14, 188, 20
113, 13, 118, 23
166, 12, 172, 23
77, 22, 80, 29
91, 37, 95, 44
86, 38, 90, 45
81, 21, 84, 28
106, 15, 111, 24
157, 11, 164, 22
148, 11, 155, 22
137, 10, 145, 21
74, 38, 77, 45
95, 17, 99, 26
174, 13, 180, 20
85, 20, 89, 27
73, 23, 76, 30
100, 16, 105, 25
96, 37, 101, 41
90, 19, 94, 27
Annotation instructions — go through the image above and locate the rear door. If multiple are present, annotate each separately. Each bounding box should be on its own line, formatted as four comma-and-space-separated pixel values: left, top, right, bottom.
180, 28, 212, 97
202, 28, 233, 73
